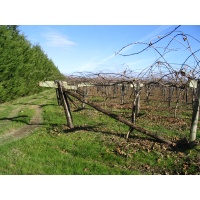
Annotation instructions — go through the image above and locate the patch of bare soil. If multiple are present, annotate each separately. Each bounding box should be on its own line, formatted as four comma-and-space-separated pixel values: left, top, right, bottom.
0, 105, 43, 145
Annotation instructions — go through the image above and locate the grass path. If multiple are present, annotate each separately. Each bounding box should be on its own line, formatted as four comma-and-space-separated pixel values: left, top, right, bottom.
0, 105, 43, 145
0, 90, 51, 145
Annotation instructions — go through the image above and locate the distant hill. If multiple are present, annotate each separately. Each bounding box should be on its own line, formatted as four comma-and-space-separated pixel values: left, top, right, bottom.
0, 25, 65, 103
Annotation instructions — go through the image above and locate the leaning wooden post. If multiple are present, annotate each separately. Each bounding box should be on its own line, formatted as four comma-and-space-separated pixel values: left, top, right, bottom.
57, 81, 74, 129
190, 80, 200, 142
56, 88, 62, 106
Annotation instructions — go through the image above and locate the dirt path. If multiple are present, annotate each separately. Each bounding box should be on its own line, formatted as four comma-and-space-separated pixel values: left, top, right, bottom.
0, 105, 43, 145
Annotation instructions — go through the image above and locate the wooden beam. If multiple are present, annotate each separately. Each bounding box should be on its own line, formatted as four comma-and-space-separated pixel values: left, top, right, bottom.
39, 81, 58, 88
188, 80, 197, 88
78, 83, 93, 87
39, 81, 77, 90
39, 81, 147, 90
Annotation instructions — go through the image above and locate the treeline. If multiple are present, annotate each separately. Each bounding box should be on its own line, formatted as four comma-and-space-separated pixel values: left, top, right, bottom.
0, 25, 64, 103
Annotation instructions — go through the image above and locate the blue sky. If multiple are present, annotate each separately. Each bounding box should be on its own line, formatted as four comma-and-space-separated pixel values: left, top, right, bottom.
19, 25, 200, 76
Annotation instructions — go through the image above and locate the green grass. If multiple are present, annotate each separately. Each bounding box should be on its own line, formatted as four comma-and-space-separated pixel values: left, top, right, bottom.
0, 103, 35, 136
0, 89, 199, 175
0, 128, 140, 175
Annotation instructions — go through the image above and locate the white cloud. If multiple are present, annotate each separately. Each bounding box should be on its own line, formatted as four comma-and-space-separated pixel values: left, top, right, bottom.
96, 54, 115, 65
42, 30, 76, 48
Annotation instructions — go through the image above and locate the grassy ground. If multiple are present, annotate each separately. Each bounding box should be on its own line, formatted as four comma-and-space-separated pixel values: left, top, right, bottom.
0, 89, 199, 175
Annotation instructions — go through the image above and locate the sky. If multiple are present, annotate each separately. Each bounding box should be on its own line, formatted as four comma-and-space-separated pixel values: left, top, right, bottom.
18, 25, 200, 76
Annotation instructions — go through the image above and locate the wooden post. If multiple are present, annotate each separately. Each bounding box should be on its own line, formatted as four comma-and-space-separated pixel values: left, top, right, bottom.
57, 81, 74, 128
192, 88, 196, 106
145, 84, 151, 105
168, 87, 173, 107
82, 86, 88, 108
136, 91, 140, 117
56, 88, 62, 106
190, 80, 200, 142
162, 86, 166, 102
121, 83, 125, 105
126, 83, 141, 139
185, 87, 188, 104
135, 82, 141, 117
113, 84, 117, 98
174, 88, 183, 118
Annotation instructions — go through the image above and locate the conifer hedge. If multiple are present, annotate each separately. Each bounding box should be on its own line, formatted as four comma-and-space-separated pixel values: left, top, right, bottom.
0, 25, 65, 102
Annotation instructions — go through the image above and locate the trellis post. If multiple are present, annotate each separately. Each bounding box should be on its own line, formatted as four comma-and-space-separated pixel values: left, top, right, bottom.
120, 83, 125, 104
82, 86, 88, 108
126, 82, 141, 138
190, 80, 200, 142
57, 81, 74, 128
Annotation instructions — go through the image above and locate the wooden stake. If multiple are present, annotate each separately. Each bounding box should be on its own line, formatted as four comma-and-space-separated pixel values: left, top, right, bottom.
121, 83, 125, 105
57, 81, 74, 128
126, 84, 141, 139
190, 80, 200, 142
82, 86, 88, 108
56, 88, 62, 106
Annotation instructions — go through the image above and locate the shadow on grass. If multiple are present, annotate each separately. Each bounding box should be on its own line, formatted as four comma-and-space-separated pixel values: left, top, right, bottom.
171, 138, 199, 152
58, 123, 157, 143
73, 108, 85, 112
62, 124, 200, 151
63, 123, 109, 134
39, 104, 58, 108
0, 115, 44, 126
13, 103, 57, 107
0, 115, 30, 124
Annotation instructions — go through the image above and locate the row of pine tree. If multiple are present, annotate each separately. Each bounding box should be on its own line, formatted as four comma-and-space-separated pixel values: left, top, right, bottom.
0, 25, 64, 102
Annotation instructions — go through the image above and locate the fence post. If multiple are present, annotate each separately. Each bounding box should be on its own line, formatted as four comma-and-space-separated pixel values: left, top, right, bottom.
168, 87, 173, 107
113, 84, 117, 98
190, 80, 200, 142
126, 82, 141, 138
56, 88, 62, 106
145, 84, 151, 105
121, 83, 125, 104
57, 81, 74, 129
82, 86, 88, 108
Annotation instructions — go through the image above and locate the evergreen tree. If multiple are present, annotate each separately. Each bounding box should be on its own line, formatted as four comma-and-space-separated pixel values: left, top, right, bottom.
0, 25, 64, 102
